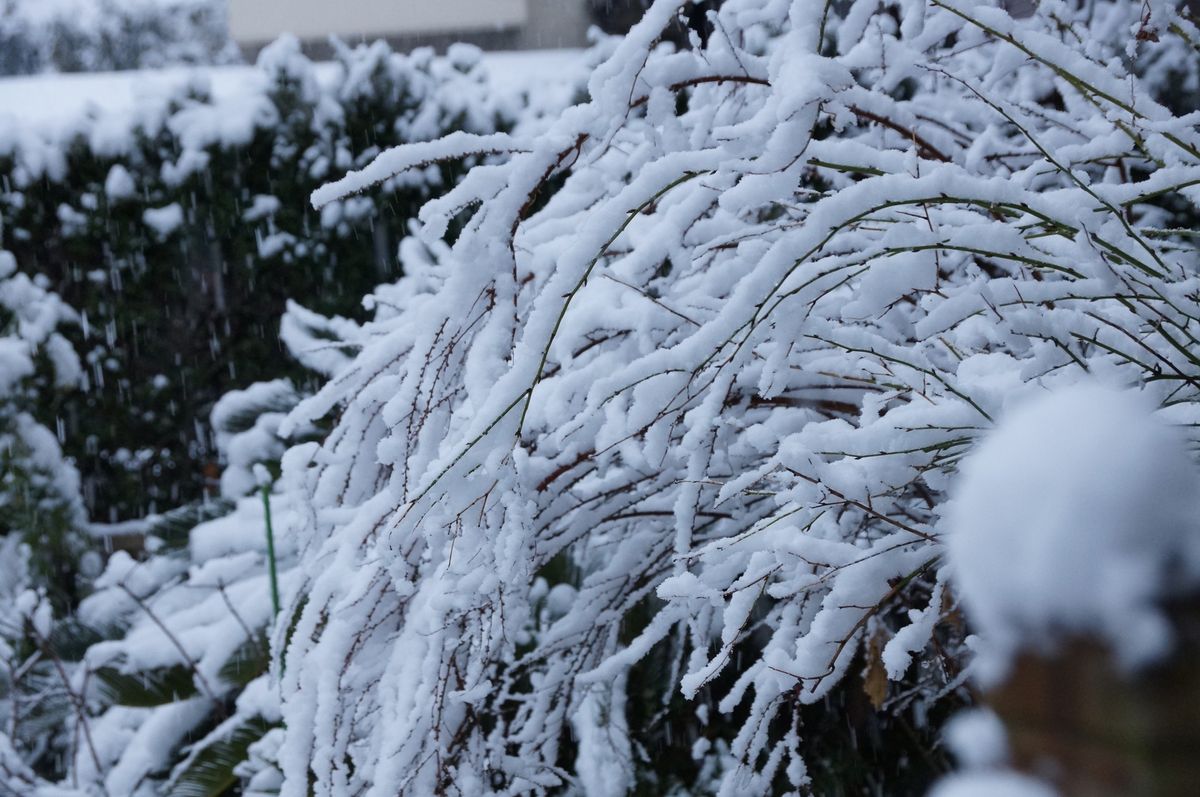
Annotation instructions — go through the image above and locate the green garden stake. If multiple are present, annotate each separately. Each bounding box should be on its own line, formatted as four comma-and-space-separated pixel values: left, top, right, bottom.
260, 479, 281, 618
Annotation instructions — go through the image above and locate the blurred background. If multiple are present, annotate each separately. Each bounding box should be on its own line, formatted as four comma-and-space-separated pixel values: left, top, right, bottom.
0, 0, 718, 76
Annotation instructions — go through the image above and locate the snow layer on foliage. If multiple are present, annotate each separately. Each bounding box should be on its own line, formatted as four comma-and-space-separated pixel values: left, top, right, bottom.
311, 131, 523, 209
101, 162, 136, 200
948, 385, 1200, 678
275, 0, 1200, 793
57, 367, 312, 795
189, 490, 298, 565
101, 696, 210, 797
0, 48, 584, 131
943, 708, 1008, 770
0, 251, 86, 522
279, 301, 364, 378
1, 254, 89, 796
141, 202, 184, 238
572, 675, 634, 797
0, 731, 37, 796
0, 251, 81, 393
212, 379, 299, 497
1, 412, 85, 521
5, 0, 197, 29
1, 35, 586, 796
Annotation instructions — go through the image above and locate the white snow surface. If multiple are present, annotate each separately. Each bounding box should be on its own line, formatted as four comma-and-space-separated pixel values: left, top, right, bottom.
0, 48, 584, 131
211, 379, 300, 497
948, 385, 1200, 679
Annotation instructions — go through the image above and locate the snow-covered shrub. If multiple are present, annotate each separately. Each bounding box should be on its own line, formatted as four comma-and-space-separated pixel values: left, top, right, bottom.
276, 0, 1200, 794
0, 0, 236, 76
0, 537, 43, 796
0, 249, 90, 784
0, 374, 308, 794
70, 487, 299, 796
41, 347, 345, 794
0, 37, 511, 525
0, 250, 87, 611
0, 37, 556, 794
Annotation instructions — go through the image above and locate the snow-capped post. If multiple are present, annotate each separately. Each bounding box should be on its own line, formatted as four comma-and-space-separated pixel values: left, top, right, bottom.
946, 385, 1200, 797
254, 464, 281, 617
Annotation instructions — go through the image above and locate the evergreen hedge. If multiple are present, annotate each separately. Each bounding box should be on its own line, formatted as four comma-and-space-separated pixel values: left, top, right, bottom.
0, 37, 509, 525
0, 36, 546, 792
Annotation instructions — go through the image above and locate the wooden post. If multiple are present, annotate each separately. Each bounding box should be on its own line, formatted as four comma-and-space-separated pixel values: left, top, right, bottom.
985, 600, 1200, 797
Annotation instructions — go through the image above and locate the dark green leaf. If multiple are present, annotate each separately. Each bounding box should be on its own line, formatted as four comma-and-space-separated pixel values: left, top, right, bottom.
94, 663, 198, 708
166, 716, 276, 797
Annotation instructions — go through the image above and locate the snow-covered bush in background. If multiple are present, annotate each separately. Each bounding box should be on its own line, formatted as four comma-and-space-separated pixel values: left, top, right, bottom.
0, 369, 310, 795
211, 379, 301, 498
0, 36, 510, 525
71, 476, 301, 796
0, 249, 89, 787
279, 0, 1200, 793
8, 370, 324, 796
0, 0, 235, 76
0, 37, 563, 796
0, 250, 87, 611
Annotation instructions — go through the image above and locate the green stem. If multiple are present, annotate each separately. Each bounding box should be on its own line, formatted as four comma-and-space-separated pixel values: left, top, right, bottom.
261, 483, 281, 617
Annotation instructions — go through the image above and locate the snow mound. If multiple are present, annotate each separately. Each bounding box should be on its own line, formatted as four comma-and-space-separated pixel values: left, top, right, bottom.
948, 384, 1200, 680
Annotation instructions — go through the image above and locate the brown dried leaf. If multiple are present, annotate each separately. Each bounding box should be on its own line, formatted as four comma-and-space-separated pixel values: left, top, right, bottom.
863, 633, 889, 710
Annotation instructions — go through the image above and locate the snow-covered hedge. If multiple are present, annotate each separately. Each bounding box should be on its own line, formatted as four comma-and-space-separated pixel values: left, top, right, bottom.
0, 251, 88, 611
269, 0, 1200, 794
0, 0, 235, 76
0, 250, 90, 792
0, 37, 510, 524
0, 38, 536, 795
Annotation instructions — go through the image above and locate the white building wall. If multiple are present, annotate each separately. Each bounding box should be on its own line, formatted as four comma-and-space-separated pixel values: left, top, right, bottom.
515, 0, 591, 49
230, 0, 529, 43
